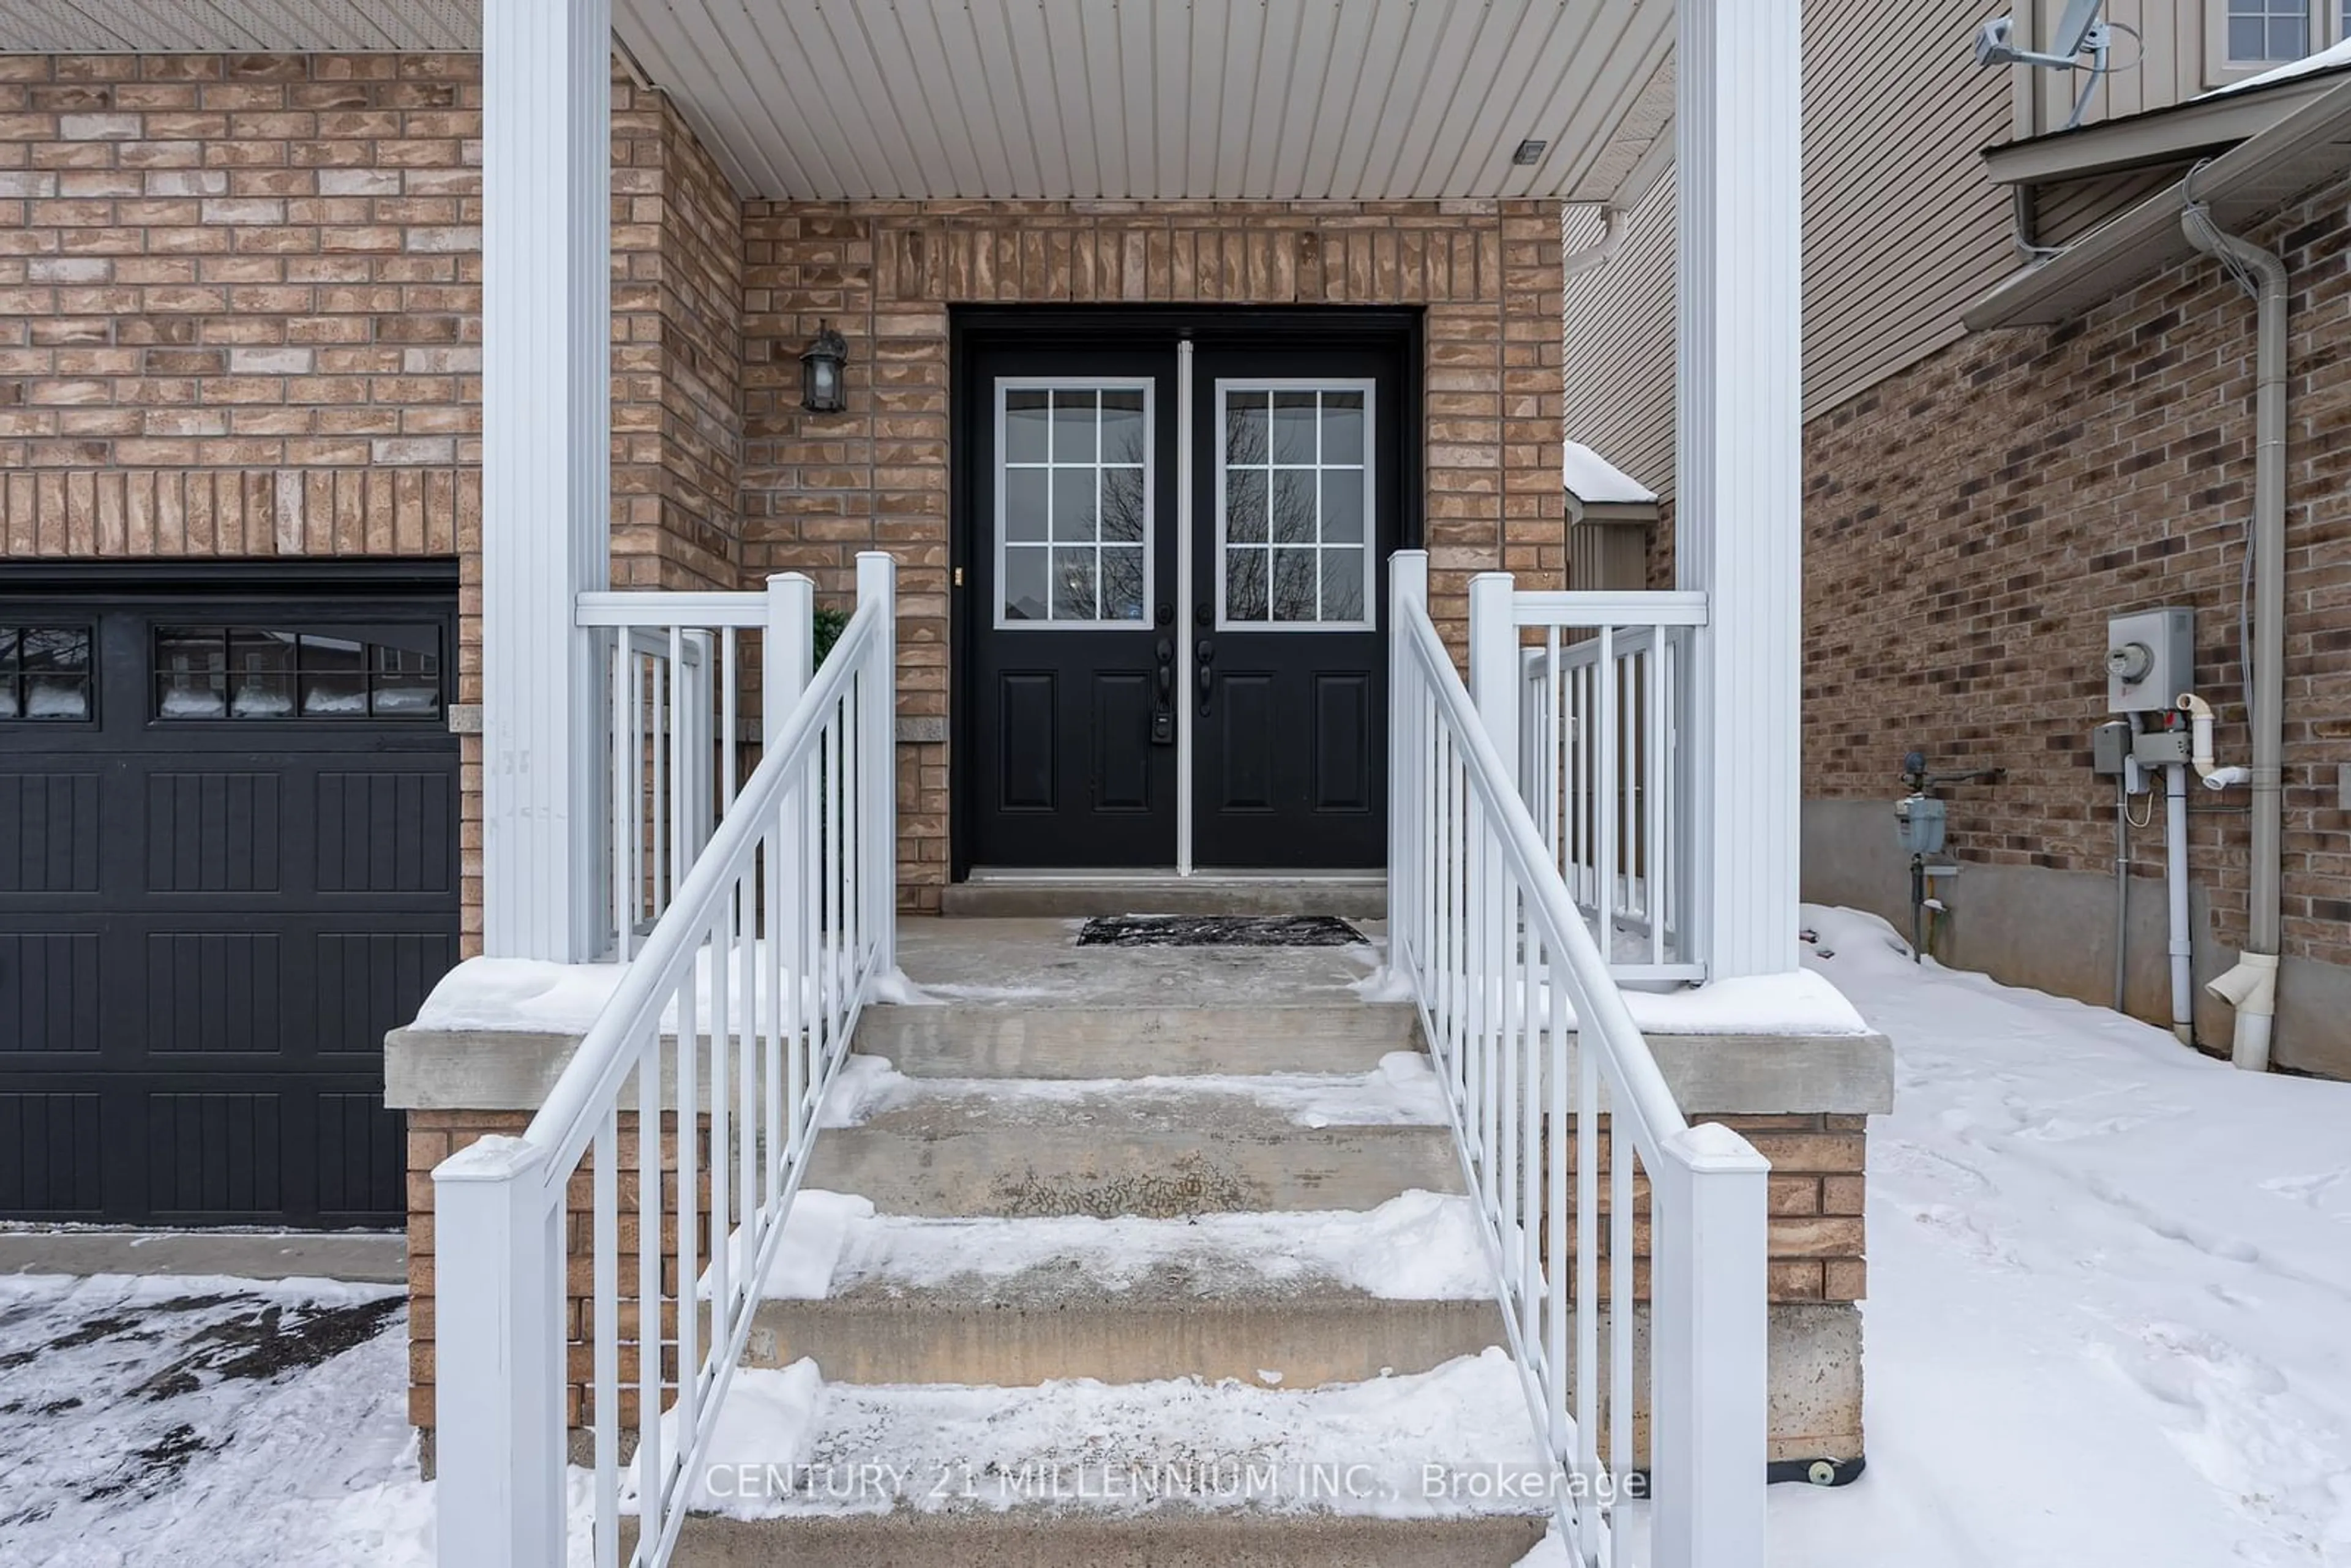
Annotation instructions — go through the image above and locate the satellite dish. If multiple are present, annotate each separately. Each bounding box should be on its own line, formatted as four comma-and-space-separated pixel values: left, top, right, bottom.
1974, 0, 2105, 69
2049, 0, 2106, 57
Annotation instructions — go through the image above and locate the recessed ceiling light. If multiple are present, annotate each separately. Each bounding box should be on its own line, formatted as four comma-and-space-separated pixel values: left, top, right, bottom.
1511, 138, 1547, 166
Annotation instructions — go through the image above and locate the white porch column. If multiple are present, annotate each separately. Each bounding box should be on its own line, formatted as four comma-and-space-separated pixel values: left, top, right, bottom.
481, 0, 612, 959
1677, 0, 1804, 980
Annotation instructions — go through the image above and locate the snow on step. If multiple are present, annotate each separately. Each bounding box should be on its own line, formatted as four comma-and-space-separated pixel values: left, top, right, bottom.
822, 1051, 1449, 1130
640, 1349, 1553, 1525
752, 1190, 1490, 1302
734, 1191, 1508, 1388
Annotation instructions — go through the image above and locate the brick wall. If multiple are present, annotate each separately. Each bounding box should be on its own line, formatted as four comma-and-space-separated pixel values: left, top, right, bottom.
0, 52, 744, 954
737, 198, 1567, 907
1797, 174, 2351, 972
0, 53, 482, 555
1569, 1113, 1868, 1306
408, 1110, 708, 1438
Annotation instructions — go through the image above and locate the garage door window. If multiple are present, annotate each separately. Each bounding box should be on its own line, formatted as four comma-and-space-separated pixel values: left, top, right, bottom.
154, 625, 443, 721
0, 626, 94, 721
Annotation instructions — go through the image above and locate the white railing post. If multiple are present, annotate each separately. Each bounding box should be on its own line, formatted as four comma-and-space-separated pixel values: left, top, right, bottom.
765, 572, 814, 1177
433, 1136, 564, 1568
1651, 1123, 1771, 1568
855, 552, 898, 976
1387, 552, 1429, 947
762, 574, 814, 754
1468, 573, 1519, 780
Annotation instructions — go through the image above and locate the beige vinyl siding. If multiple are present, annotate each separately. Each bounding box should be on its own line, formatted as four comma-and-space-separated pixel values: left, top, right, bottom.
2024, 0, 2285, 126
1562, 173, 1678, 501
2033, 163, 2197, 244
1562, 0, 2220, 500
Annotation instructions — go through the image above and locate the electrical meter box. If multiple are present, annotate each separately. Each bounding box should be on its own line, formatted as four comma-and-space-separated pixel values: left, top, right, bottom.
1895, 794, 1946, 855
2106, 608, 2194, 713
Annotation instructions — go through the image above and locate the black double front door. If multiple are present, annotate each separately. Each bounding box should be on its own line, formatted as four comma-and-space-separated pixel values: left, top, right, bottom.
962, 314, 1408, 872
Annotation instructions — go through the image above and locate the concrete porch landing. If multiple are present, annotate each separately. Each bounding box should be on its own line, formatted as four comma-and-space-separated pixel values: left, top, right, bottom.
863, 915, 1416, 1079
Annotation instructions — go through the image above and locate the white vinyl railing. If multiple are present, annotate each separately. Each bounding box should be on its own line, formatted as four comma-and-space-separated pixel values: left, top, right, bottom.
576, 587, 790, 958
1389, 556, 1766, 1568
433, 553, 898, 1568
1504, 588, 1708, 983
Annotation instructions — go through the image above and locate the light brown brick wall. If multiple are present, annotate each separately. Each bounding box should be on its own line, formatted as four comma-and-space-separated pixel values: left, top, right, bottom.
0, 52, 745, 956
738, 198, 1567, 907
0, 53, 482, 555
1563, 1114, 1867, 1307
408, 1110, 711, 1436
1796, 174, 2351, 978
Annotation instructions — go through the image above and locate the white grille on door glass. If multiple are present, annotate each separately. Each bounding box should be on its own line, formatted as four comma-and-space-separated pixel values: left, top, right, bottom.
996, 381, 1152, 628
1218, 383, 1372, 629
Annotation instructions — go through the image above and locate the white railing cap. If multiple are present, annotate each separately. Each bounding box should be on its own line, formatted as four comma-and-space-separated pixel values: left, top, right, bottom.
1509, 590, 1708, 627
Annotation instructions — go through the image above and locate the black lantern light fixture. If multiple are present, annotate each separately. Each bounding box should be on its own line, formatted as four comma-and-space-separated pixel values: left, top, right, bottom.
800, 320, 849, 413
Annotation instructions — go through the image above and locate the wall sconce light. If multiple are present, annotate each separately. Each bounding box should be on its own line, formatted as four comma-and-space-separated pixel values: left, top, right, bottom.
800, 321, 848, 413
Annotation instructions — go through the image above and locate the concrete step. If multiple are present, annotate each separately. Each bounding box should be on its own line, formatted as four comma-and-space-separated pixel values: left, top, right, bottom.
647, 1350, 1552, 1567
739, 1195, 1501, 1387
748, 1275, 1501, 1388
662, 1511, 1548, 1566
806, 1075, 1462, 1218
857, 1000, 1421, 1079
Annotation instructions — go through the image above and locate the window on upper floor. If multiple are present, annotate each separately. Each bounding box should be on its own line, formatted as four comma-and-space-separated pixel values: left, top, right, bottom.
2208, 0, 2347, 83
2225, 0, 2311, 66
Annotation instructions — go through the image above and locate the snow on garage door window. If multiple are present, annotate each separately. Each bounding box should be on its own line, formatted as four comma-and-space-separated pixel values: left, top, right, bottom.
0, 626, 94, 721
152, 624, 443, 721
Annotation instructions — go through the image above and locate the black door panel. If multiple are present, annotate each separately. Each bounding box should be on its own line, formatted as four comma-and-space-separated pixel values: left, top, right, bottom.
0, 582, 458, 1227
1189, 339, 1401, 869
966, 342, 1181, 868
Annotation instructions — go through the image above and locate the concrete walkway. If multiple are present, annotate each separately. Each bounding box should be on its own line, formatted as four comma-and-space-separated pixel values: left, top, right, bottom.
0, 1227, 405, 1284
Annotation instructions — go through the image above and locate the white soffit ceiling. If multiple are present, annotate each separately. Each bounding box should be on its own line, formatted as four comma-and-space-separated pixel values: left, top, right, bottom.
0, 0, 1677, 206
0, 0, 479, 51
611, 0, 1677, 203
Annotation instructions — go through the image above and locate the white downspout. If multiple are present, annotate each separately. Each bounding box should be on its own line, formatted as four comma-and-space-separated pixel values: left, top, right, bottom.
1563, 206, 1631, 282
2181, 197, 2287, 1072
2164, 762, 2195, 1046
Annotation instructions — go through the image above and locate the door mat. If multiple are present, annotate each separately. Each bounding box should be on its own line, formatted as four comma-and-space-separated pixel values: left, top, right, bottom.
1075, 915, 1367, 948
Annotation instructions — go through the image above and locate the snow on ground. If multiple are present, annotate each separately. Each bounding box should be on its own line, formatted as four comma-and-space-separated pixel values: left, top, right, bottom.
1766, 904, 2351, 1568
0, 1274, 433, 1567
0, 1274, 598, 1568
740, 1188, 1492, 1302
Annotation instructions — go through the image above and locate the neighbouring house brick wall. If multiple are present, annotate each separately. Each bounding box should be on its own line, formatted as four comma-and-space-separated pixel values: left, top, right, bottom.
737, 198, 1567, 909
1790, 173, 2351, 1062
0, 52, 746, 956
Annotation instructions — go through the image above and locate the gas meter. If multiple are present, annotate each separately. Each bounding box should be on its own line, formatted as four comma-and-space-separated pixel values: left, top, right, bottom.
1894, 793, 1946, 857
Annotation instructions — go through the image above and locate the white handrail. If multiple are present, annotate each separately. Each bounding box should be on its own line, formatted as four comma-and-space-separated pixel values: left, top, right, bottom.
1387, 553, 1766, 1568
1507, 593, 1702, 981
590, 596, 770, 958
434, 553, 898, 1568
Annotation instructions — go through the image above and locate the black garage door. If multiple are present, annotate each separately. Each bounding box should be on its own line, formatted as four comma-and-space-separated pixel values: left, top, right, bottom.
0, 567, 460, 1228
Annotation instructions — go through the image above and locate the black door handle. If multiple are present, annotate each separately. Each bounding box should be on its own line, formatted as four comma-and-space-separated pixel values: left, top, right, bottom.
1196, 639, 1213, 713
1150, 637, 1176, 744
